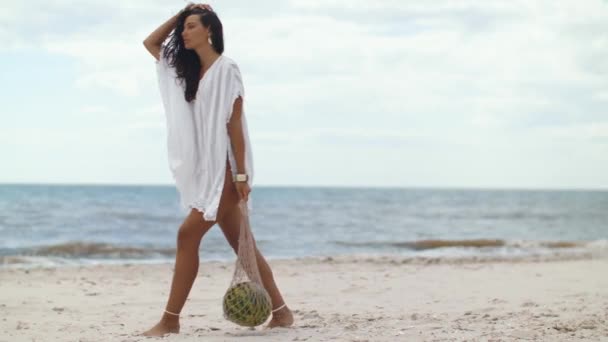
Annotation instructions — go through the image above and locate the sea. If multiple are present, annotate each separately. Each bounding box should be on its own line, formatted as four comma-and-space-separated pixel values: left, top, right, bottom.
1, 184, 607, 268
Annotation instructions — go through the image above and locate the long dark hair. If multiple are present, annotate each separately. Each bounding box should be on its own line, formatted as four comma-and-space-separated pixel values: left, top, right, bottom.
163, 8, 224, 102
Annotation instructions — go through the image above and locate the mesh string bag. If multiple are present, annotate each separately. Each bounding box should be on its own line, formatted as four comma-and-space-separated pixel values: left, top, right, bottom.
222, 200, 272, 327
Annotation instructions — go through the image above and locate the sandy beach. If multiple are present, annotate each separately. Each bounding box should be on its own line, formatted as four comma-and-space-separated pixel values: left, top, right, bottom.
1, 255, 608, 341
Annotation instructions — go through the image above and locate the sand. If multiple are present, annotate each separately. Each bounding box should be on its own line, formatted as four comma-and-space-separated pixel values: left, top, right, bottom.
1, 255, 608, 341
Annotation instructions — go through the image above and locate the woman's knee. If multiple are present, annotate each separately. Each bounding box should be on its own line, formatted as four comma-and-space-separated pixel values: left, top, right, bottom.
177, 226, 199, 249
176, 211, 213, 248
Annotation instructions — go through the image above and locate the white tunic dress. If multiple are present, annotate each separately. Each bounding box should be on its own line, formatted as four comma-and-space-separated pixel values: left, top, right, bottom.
155, 49, 254, 221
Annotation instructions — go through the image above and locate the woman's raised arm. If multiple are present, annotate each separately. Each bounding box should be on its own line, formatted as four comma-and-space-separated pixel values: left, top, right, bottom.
142, 12, 181, 61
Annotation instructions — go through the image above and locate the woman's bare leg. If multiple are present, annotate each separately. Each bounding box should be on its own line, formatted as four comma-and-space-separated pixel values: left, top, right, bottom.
217, 201, 294, 328
142, 164, 237, 337
141, 208, 216, 336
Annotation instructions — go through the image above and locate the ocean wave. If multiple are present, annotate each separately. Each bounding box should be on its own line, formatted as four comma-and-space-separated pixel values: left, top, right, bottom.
411, 212, 569, 221
2, 239, 607, 269
3, 241, 175, 259
94, 211, 177, 222
332, 239, 606, 251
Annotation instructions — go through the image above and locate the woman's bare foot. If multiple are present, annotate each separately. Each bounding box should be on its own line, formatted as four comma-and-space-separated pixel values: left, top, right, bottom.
141, 318, 180, 337
265, 306, 294, 329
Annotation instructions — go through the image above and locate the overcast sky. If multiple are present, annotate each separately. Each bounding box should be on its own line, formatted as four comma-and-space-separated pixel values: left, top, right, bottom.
1, 0, 607, 189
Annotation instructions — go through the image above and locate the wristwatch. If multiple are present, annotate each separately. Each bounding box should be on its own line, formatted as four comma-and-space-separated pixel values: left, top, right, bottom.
233, 174, 248, 182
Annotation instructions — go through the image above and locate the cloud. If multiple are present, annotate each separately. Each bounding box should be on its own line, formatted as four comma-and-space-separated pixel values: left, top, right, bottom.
8, 1, 608, 125
2, 0, 608, 186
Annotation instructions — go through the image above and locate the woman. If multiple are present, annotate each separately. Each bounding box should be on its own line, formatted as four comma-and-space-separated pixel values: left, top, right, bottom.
141, 3, 293, 337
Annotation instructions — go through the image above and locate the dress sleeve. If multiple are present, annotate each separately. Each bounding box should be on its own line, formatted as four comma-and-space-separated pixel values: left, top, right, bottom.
156, 47, 179, 105
223, 62, 245, 124
154, 46, 198, 183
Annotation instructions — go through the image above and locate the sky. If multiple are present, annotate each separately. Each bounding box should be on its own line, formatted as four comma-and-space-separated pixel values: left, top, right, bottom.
1, 0, 607, 189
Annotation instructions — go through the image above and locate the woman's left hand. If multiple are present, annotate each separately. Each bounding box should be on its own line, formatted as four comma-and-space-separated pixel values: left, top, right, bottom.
235, 181, 251, 202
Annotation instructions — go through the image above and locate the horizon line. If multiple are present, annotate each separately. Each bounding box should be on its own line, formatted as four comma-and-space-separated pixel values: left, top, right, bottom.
0, 182, 607, 192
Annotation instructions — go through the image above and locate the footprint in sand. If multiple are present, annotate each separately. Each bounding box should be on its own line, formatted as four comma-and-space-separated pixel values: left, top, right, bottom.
521, 301, 539, 307
299, 310, 323, 320
489, 298, 507, 304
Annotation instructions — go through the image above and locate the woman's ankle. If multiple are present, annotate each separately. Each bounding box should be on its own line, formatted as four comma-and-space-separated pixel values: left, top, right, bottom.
161, 313, 180, 325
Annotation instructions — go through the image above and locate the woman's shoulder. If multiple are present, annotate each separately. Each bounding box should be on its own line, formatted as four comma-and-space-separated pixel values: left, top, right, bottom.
219, 55, 241, 71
